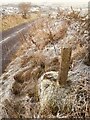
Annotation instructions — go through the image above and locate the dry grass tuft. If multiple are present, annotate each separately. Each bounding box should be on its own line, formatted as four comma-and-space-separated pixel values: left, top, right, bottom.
1, 13, 38, 31
72, 44, 87, 61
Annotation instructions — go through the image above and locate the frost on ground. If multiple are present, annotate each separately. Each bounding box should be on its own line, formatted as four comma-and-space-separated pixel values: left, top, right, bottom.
0, 7, 90, 118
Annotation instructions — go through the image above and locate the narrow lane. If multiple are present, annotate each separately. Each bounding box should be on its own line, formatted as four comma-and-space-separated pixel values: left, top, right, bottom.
0, 17, 45, 74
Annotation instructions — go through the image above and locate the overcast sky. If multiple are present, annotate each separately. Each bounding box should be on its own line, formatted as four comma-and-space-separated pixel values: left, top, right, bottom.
1, 0, 89, 4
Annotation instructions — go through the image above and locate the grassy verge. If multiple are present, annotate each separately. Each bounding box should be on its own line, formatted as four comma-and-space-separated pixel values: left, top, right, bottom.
0, 13, 39, 31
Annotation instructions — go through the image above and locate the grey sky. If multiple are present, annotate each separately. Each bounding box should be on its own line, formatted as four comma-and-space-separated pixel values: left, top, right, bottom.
1, 0, 89, 4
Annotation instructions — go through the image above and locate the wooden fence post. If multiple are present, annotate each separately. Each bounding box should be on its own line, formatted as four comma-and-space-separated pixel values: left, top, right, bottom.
58, 47, 72, 85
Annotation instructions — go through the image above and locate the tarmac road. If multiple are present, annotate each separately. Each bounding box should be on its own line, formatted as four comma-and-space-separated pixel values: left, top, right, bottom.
0, 22, 30, 74
0, 18, 45, 74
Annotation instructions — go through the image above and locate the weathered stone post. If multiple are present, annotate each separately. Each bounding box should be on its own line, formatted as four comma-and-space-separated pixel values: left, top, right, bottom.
58, 47, 72, 85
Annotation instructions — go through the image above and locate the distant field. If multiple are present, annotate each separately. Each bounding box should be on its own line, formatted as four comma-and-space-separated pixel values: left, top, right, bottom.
0, 13, 39, 31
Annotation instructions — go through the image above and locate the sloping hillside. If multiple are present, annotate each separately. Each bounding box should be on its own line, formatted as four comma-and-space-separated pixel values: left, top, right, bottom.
0, 8, 90, 119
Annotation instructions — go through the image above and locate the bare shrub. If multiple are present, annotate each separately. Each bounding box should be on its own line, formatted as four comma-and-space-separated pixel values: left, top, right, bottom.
56, 7, 65, 19
19, 2, 31, 19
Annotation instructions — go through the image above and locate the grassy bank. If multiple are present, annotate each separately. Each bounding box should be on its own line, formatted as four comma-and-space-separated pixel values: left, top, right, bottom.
0, 13, 39, 31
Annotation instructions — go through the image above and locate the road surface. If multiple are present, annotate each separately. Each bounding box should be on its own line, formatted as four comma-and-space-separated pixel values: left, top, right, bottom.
0, 18, 45, 74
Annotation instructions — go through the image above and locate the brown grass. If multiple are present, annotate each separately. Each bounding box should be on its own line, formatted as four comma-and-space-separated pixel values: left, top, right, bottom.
1, 13, 38, 31
72, 44, 86, 61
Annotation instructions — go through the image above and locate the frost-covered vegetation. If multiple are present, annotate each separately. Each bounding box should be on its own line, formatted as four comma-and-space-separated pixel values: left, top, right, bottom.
0, 4, 90, 119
